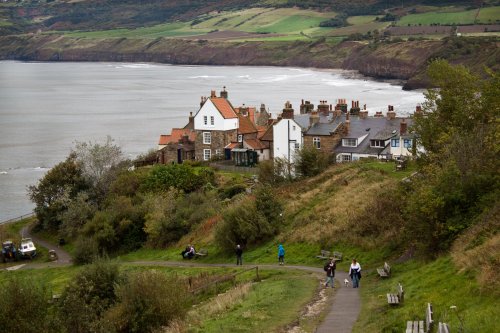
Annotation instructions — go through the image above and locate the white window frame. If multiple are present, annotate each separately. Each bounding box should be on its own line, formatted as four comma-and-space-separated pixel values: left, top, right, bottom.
391, 139, 400, 147
313, 137, 321, 149
238, 134, 243, 143
203, 149, 211, 161
203, 116, 208, 126
343, 138, 357, 147
203, 132, 211, 144
342, 154, 351, 162
371, 140, 384, 148
404, 139, 412, 148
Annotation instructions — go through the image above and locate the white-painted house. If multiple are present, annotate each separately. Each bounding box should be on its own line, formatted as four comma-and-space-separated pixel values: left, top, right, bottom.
272, 102, 303, 165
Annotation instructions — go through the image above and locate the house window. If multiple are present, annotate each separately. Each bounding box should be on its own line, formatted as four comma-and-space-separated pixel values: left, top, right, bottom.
238, 134, 243, 142
342, 154, 351, 162
203, 132, 211, 144
313, 137, 321, 149
215, 149, 221, 156
203, 116, 208, 125
294, 143, 300, 149
203, 149, 211, 161
343, 138, 357, 147
391, 139, 400, 147
404, 139, 412, 148
371, 140, 384, 148
292, 125, 296, 131
210, 116, 215, 126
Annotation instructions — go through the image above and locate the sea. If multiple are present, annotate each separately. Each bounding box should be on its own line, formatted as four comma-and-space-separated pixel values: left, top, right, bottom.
0, 61, 425, 221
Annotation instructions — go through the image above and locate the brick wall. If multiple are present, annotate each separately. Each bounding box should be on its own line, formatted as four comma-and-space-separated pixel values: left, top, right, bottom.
303, 134, 342, 154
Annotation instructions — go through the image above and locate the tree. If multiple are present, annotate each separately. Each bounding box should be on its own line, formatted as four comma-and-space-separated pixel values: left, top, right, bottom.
28, 154, 88, 230
404, 60, 499, 255
294, 146, 331, 178
73, 136, 125, 204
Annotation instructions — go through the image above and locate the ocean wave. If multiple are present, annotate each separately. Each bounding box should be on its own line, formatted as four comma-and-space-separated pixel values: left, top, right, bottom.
0, 171, 7, 175
115, 64, 156, 69
189, 75, 226, 79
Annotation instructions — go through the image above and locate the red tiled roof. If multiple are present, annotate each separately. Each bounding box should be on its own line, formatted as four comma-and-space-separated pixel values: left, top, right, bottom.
225, 142, 240, 149
158, 128, 196, 145
238, 114, 257, 134
245, 138, 268, 150
211, 97, 237, 119
260, 126, 274, 141
256, 126, 268, 139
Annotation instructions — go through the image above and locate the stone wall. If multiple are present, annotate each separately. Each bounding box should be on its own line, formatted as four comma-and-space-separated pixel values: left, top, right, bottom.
195, 129, 237, 161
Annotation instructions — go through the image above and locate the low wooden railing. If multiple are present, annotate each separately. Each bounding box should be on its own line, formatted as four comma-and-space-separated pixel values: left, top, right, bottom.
0, 212, 35, 225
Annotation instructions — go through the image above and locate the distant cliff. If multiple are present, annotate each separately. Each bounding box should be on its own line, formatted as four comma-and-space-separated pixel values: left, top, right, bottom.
0, 35, 496, 89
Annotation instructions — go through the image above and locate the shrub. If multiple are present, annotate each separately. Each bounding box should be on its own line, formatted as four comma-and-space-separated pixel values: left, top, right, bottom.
73, 236, 99, 265
57, 259, 122, 333
294, 146, 332, 178
143, 164, 213, 193
215, 197, 276, 251
106, 270, 190, 333
0, 278, 52, 333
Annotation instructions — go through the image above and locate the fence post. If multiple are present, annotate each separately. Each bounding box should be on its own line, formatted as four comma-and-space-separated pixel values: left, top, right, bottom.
255, 266, 260, 281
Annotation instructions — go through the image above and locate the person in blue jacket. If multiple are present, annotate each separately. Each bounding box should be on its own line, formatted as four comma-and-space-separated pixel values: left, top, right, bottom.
278, 244, 285, 265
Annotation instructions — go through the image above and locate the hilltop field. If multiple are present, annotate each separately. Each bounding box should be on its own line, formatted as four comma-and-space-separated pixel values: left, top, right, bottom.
0, 0, 498, 88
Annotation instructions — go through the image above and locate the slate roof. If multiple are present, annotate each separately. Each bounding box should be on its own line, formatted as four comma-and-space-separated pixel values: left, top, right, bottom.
158, 128, 196, 145
211, 97, 238, 119
335, 117, 413, 155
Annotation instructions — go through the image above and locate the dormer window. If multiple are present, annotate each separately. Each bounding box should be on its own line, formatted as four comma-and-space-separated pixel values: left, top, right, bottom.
343, 138, 357, 147
371, 140, 384, 148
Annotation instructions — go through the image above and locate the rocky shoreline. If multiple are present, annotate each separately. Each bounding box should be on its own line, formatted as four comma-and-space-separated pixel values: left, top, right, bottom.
0, 34, 496, 90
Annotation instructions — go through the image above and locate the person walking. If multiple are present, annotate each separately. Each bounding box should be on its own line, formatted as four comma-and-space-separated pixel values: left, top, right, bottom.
324, 258, 336, 288
235, 244, 243, 265
349, 258, 362, 288
278, 244, 285, 265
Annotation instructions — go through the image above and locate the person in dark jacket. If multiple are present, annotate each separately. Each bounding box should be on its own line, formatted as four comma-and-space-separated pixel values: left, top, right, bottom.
324, 258, 336, 288
235, 244, 243, 265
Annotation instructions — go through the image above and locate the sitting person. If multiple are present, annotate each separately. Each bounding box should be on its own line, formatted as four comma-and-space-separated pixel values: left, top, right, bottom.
182, 245, 196, 259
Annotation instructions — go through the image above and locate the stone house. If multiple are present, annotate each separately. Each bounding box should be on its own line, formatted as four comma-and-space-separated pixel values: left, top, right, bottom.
193, 88, 238, 161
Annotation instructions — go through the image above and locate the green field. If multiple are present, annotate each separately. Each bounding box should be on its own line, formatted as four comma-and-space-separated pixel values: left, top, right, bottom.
397, 6, 500, 26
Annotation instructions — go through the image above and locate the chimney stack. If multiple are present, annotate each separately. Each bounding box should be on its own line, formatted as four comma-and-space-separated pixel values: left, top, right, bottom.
300, 100, 314, 114
318, 100, 329, 116
414, 104, 423, 117
387, 105, 396, 120
220, 86, 228, 99
200, 96, 205, 108
309, 110, 320, 126
281, 101, 294, 119
350, 100, 360, 115
210, 90, 216, 98
374, 111, 383, 117
400, 118, 408, 135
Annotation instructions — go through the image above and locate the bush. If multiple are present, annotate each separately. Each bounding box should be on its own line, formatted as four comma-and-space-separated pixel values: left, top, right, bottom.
105, 270, 190, 333
143, 164, 214, 193
294, 146, 332, 178
215, 197, 276, 251
57, 259, 122, 333
73, 236, 100, 265
0, 278, 53, 333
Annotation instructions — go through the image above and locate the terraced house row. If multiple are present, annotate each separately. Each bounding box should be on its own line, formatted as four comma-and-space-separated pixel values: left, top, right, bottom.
157, 88, 420, 167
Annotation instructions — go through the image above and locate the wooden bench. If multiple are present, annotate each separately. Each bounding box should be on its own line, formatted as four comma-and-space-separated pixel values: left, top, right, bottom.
438, 322, 450, 333
195, 248, 208, 258
387, 283, 404, 305
332, 251, 343, 261
406, 303, 434, 333
316, 250, 331, 260
377, 262, 391, 278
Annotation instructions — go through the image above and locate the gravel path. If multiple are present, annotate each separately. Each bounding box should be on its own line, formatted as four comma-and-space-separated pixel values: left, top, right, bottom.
21, 226, 72, 264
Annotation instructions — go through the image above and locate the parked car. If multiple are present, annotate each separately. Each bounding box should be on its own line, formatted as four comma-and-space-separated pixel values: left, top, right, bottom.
1, 240, 19, 263
19, 238, 37, 259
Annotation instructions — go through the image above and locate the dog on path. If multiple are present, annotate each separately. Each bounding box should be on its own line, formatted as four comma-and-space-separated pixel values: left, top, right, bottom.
344, 278, 350, 287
